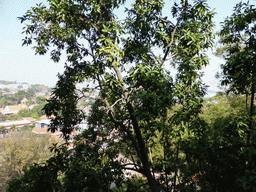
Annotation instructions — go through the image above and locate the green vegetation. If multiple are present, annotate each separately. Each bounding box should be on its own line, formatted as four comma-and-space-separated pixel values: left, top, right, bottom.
4, 0, 256, 192
2, 88, 10, 93
35, 96, 47, 104
18, 104, 47, 120
0, 125, 5, 133
0, 113, 5, 122
4, 114, 23, 121
0, 130, 55, 191
0, 83, 50, 121
30, 84, 51, 94
21, 123, 35, 131
0, 84, 51, 108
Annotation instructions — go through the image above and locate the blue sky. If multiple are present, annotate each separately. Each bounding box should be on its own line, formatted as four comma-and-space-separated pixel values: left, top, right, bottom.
0, 0, 255, 91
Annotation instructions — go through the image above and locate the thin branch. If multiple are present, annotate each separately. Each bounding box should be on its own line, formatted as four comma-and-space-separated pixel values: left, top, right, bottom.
127, 85, 144, 101
107, 98, 124, 112
78, 16, 101, 36
121, 167, 144, 174
155, 14, 174, 26
159, 0, 186, 68
171, 159, 186, 189
135, 183, 149, 192
119, 163, 142, 170
113, 65, 129, 100
165, 53, 178, 61
75, 88, 87, 101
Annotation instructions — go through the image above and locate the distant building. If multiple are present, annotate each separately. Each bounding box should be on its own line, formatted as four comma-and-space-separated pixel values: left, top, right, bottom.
1, 104, 28, 115
0, 82, 29, 95
32, 119, 63, 142
0, 118, 34, 138
0, 118, 34, 129
32, 116, 89, 149
0, 97, 32, 115
20, 96, 28, 105
2, 91, 16, 96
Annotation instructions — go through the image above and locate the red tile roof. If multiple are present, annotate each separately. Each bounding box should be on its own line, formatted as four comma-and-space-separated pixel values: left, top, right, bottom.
40, 115, 56, 120
32, 127, 63, 142
7, 104, 28, 112
23, 117, 35, 122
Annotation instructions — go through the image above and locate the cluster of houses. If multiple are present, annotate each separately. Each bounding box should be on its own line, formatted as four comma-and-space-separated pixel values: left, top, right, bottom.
0, 113, 89, 147
0, 89, 102, 147
0, 95, 52, 115
0, 94, 90, 147
0, 91, 149, 183
0, 97, 32, 115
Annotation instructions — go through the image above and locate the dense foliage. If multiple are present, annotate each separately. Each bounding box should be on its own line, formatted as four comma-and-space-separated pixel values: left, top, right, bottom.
18, 103, 47, 120
0, 130, 55, 191
5, 0, 256, 192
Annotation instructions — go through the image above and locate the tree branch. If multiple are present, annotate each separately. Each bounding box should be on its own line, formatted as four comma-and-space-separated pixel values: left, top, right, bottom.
159, 0, 186, 68
112, 64, 158, 192
155, 14, 174, 26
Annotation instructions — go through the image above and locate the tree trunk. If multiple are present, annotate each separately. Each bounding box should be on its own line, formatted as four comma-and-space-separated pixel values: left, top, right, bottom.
246, 92, 249, 112
126, 102, 158, 192
113, 65, 158, 191
247, 83, 255, 146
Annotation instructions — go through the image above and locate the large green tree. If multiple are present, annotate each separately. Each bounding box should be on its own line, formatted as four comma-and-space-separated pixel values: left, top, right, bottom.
15, 0, 215, 191
218, 1, 256, 145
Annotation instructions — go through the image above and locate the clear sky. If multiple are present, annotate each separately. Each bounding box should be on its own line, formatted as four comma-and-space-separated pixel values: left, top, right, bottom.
0, 0, 255, 91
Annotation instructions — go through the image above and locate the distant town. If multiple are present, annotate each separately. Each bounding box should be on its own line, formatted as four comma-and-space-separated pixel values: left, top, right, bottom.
0, 80, 96, 143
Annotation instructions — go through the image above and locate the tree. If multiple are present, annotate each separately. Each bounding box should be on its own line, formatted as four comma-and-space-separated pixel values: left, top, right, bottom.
218, 1, 256, 144
18, 103, 46, 119
29, 84, 51, 94
22, 123, 35, 131
217, 2, 256, 190
17, 0, 215, 191
0, 131, 55, 191
10, 124, 18, 132
4, 114, 22, 121
182, 94, 251, 191
25, 99, 32, 106
35, 96, 47, 104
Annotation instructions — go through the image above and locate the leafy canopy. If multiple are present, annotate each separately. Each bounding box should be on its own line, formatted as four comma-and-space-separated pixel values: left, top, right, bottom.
15, 0, 215, 191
